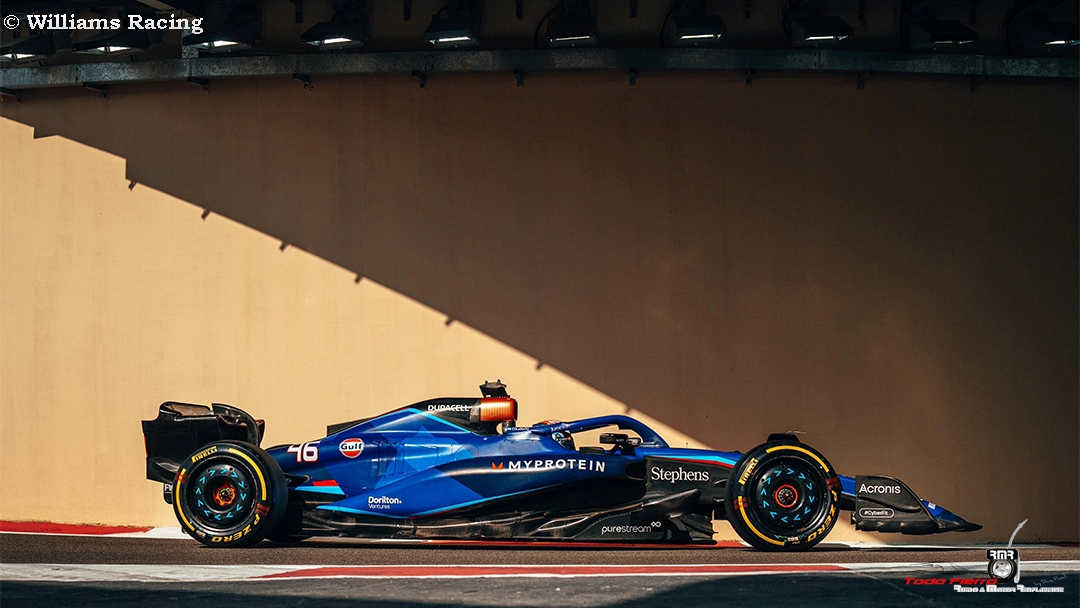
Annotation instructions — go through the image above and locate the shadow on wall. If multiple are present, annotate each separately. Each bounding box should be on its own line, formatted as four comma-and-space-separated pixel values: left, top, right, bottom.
1, 70, 1077, 541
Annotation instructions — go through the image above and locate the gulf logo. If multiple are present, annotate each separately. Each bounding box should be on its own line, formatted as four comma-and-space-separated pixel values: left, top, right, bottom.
339, 438, 365, 458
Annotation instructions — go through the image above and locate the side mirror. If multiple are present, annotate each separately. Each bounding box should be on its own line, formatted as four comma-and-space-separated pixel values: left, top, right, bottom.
600, 433, 627, 445
599, 433, 641, 449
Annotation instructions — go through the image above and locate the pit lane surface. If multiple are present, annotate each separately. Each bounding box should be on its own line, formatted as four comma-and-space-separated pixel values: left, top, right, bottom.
2, 534, 1078, 607
4, 533, 1079, 565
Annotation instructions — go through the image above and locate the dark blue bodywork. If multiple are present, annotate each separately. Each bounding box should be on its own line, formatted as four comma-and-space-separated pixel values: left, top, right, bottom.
143, 387, 978, 547
266, 404, 971, 531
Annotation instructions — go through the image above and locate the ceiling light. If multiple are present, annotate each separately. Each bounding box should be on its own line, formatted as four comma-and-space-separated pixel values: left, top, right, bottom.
425, 1, 481, 49
545, 1, 597, 48
790, 16, 853, 45
425, 17, 480, 48
183, 12, 260, 53
1008, 1, 1079, 56
0, 33, 59, 64
672, 13, 726, 46
302, 8, 368, 50
907, 19, 978, 50
72, 29, 155, 56
784, 2, 853, 48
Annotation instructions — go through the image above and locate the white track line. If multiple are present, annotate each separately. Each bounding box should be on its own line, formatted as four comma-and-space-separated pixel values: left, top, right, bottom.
2, 561, 1077, 582
0, 528, 190, 539
1, 528, 1073, 550
0, 564, 305, 583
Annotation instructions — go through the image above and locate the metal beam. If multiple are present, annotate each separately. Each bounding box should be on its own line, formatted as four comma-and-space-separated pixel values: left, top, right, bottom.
1, 49, 1075, 90
133, 0, 181, 10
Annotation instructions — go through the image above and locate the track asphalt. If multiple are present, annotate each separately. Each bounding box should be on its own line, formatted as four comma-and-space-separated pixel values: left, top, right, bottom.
2, 533, 1078, 607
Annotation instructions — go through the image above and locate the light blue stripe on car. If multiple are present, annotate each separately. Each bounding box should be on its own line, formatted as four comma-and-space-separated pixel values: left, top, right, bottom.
296, 485, 346, 496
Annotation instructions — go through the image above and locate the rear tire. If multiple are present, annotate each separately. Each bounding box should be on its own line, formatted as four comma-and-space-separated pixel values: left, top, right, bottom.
172, 441, 287, 547
726, 440, 840, 551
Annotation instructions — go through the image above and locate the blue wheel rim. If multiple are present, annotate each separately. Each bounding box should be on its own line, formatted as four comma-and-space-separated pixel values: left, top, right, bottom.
189, 462, 255, 528
752, 458, 823, 531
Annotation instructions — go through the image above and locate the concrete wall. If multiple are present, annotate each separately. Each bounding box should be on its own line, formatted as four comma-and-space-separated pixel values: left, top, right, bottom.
1, 71, 1076, 541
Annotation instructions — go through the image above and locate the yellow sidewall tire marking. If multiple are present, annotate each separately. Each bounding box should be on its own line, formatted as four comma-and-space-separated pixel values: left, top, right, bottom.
175, 468, 195, 531
765, 445, 830, 473
738, 502, 785, 546
227, 447, 268, 501
739, 445, 832, 546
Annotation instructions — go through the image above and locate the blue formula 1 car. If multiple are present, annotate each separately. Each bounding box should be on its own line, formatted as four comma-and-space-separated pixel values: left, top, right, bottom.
142, 381, 980, 551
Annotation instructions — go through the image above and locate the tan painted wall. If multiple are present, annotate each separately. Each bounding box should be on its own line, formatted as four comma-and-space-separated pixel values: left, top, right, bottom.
0, 119, 710, 529
1, 71, 1076, 542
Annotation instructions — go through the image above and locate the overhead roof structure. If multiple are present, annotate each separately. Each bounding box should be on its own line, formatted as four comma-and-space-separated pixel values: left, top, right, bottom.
1, 48, 1076, 93
1, 0, 1076, 94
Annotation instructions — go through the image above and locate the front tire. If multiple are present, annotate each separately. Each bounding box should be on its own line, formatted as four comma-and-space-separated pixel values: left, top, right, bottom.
726, 440, 840, 551
173, 441, 287, 547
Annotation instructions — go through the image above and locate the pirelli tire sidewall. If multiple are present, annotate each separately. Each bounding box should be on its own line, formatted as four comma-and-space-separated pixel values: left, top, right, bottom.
725, 441, 840, 552
172, 441, 288, 548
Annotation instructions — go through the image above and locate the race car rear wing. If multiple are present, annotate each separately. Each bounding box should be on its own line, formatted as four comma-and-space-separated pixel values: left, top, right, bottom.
142, 402, 264, 484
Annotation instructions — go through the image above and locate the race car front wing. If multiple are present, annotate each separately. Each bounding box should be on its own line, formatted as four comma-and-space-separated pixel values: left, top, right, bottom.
852, 475, 981, 534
